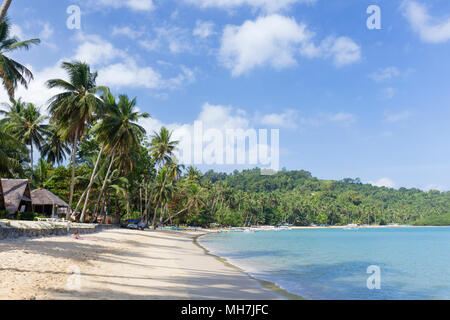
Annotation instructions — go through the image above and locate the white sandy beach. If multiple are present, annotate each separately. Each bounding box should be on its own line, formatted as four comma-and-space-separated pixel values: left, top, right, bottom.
0, 228, 282, 300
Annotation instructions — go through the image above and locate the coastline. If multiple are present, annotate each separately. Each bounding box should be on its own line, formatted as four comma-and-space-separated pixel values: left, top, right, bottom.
193, 232, 302, 300
0, 228, 282, 300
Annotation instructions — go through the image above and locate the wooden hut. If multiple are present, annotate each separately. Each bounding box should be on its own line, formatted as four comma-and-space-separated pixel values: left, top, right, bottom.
0, 179, 33, 216
31, 188, 69, 218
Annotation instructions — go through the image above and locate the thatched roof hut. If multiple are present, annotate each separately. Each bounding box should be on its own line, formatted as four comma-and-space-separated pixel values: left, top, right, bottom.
0, 179, 32, 214
31, 188, 69, 217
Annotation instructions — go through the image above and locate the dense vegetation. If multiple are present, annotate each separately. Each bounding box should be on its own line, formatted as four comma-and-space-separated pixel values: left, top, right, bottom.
0, 17, 449, 227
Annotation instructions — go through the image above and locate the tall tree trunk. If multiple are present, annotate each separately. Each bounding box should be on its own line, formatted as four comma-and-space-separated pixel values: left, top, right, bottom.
139, 187, 142, 215
92, 153, 115, 221
152, 171, 169, 229
80, 146, 105, 223
0, 0, 12, 24
67, 130, 78, 220
142, 166, 160, 223
30, 141, 33, 171
73, 153, 109, 221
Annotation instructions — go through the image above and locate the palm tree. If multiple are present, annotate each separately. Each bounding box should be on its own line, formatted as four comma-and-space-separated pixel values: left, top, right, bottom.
31, 158, 52, 188
0, 1, 12, 23
143, 127, 178, 228
78, 93, 149, 222
41, 124, 70, 166
0, 122, 25, 176
0, 18, 40, 100
46, 61, 107, 219
6, 102, 47, 169
0, 97, 26, 120
162, 182, 205, 225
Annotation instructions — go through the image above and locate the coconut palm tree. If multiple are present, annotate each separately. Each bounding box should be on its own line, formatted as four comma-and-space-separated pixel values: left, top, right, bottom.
0, 122, 25, 176
6, 102, 47, 169
46, 61, 107, 219
0, 97, 26, 121
78, 93, 149, 222
41, 124, 70, 167
0, 18, 40, 100
31, 158, 52, 188
143, 127, 178, 228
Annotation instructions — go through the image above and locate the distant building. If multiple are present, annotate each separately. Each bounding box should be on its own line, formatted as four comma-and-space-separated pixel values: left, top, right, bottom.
0, 179, 33, 216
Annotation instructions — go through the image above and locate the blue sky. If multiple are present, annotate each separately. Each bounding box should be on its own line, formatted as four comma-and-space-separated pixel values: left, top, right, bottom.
3, 0, 450, 191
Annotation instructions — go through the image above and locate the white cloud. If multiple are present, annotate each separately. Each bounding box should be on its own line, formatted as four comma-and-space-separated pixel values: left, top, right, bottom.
381, 87, 396, 99
369, 67, 401, 82
384, 110, 412, 123
112, 26, 144, 39
193, 20, 216, 39
301, 36, 361, 67
220, 15, 312, 76
39, 23, 54, 40
219, 15, 361, 76
326, 112, 357, 125
402, 0, 450, 43
369, 178, 397, 189
0, 62, 68, 108
259, 109, 299, 128
184, 0, 315, 13
198, 103, 250, 131
140, 26, 192, 54
97, 0, 155, 11
10, 24, 25, 39
97, 60, 163, 90
74, 34, 125, 65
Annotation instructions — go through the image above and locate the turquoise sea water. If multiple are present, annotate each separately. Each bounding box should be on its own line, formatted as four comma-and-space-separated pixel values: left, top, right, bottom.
199, 227, 450, 300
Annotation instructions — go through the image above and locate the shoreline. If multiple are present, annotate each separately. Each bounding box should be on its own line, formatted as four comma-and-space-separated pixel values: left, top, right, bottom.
193, 232, 302, 300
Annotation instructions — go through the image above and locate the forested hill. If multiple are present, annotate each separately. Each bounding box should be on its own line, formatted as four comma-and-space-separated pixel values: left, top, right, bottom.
200, 168, 450, 226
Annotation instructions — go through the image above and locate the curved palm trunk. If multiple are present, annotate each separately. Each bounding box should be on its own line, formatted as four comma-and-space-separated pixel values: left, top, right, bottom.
0, 0, 12, 24
73, 153, 109, 220
163, 207, 188, 225
92, 153, 115, 221
142, 167, 159, 224
80, 146, 105, 222
67, 130, 78, 220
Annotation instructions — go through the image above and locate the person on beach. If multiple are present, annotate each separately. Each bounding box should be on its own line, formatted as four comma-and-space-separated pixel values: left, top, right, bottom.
72, 232, 85, 240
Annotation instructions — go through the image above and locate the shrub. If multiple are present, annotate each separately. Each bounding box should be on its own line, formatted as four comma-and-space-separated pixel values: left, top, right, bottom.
0, 210, 10, 219
17, 211, 37, 221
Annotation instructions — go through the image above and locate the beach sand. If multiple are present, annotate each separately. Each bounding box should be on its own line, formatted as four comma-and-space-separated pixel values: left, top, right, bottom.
0, 228, 282, 300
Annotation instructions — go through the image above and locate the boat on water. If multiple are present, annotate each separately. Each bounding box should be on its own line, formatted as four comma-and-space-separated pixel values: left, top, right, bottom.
343, 224, 359, 230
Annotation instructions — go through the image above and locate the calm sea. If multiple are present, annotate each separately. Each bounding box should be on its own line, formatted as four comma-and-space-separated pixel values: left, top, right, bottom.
199, 227, 450, 300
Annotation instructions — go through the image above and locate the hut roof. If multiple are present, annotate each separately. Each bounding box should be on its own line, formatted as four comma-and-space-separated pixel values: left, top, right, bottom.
1, 179, 32, 214
31, 188, 69, 208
